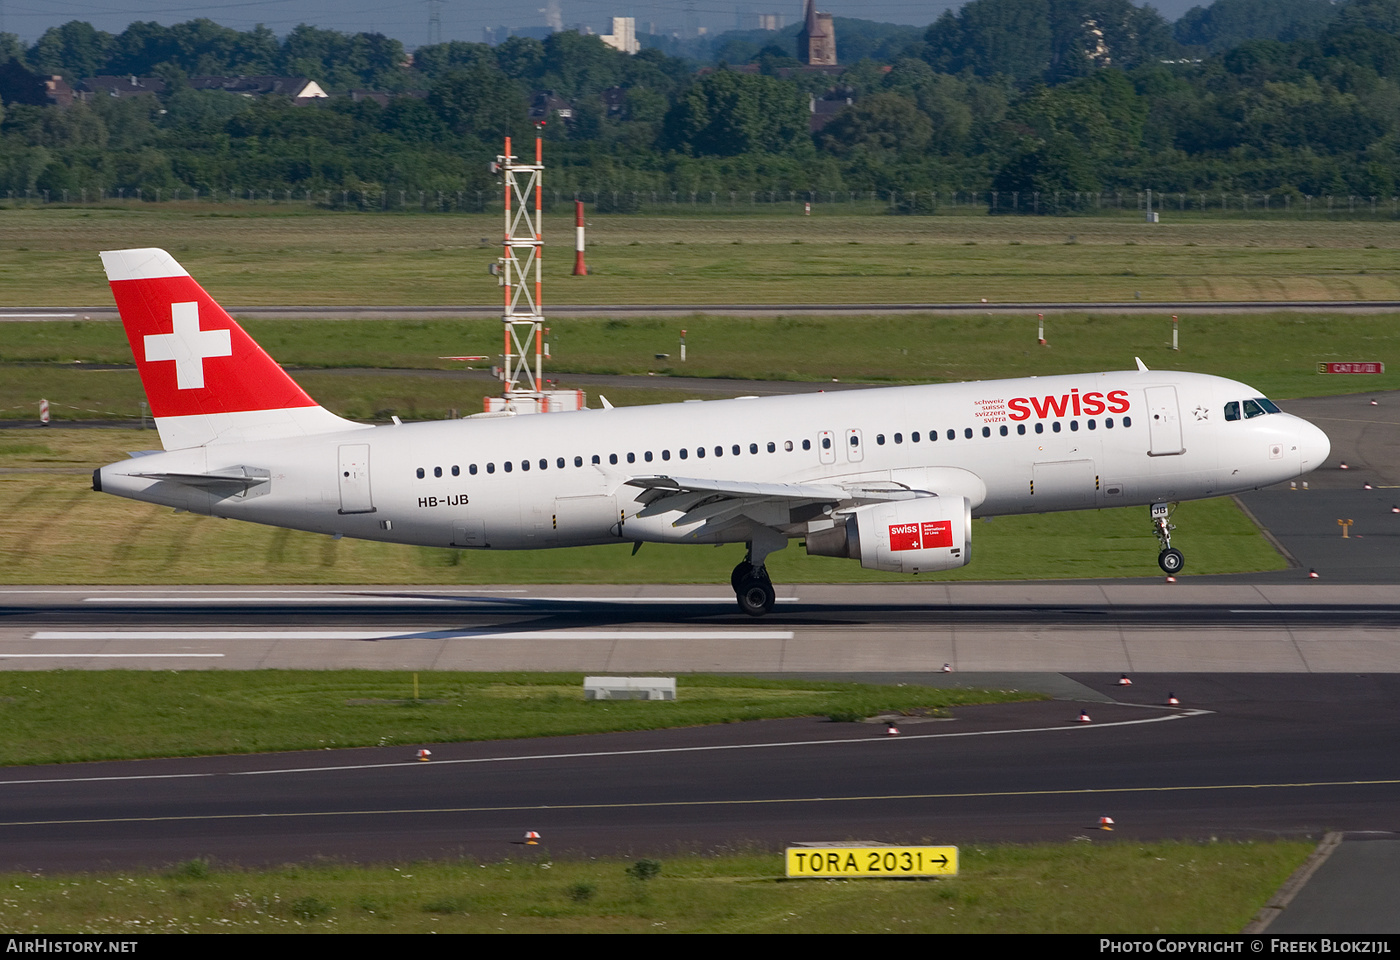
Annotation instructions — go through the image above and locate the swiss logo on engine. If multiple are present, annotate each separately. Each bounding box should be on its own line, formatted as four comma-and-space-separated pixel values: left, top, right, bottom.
888, 520, 953, 551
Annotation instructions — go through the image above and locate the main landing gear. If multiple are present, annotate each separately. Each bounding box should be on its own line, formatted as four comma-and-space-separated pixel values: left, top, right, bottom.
1151, 502, 1184, 574
732, 531, 787, 617
732, 559, 776, 617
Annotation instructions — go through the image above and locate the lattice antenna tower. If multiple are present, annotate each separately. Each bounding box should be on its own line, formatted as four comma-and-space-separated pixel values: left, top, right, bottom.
495, 135, 545, 400
426, 0, 443, 45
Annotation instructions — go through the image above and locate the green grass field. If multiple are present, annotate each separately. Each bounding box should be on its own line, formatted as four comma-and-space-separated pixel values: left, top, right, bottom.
4, 309, 1398, 423
0, 207, 1398, 305
0, 841, 1311, 933
0, 670, 1041, 766
0, 429, 1285, 585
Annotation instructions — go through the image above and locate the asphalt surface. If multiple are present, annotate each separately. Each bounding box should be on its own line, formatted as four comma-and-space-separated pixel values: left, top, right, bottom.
0, 674, 1396, 878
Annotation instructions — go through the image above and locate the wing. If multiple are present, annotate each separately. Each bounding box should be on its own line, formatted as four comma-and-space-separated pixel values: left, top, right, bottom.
625, 469, 981, 540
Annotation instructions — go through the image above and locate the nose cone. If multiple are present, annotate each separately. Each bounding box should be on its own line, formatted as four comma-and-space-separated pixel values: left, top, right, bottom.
1296, 417, 1331, 473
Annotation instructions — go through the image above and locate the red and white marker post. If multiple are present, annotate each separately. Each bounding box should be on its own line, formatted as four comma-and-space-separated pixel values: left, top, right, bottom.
572, 200, 587, 276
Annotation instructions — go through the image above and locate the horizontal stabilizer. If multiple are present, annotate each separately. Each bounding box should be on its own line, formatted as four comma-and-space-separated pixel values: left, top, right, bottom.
128, 467, 269, 490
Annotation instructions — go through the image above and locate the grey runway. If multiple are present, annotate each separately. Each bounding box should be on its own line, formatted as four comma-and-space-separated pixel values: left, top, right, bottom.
3, 582, 1400, 673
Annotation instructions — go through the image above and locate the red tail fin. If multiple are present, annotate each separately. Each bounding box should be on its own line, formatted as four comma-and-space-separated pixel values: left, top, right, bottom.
101, 248, 364, 449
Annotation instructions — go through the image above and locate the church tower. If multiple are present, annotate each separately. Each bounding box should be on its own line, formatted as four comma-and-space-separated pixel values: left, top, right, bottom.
798, 0, 836, 66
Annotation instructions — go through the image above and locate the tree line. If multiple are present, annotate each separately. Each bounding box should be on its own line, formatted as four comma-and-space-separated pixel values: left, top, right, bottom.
0, 0, 1398, 211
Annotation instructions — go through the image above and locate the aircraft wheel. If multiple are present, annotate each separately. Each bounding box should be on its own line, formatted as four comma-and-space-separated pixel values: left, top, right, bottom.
1158, 548, 1184, 574
730, 560, 754, 593
735, 576, 776, 617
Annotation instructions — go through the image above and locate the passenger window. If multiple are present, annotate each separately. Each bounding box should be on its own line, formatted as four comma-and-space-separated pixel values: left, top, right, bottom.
434, 467, 442, 478
947, 429, 955, 440
521, 460, 529, 471
1087, 419, 1096, 430
820, 437, 831, 450
504, 462, 512, 473
627, 452, 636, 464
802, 439, 811, 451
452, 465, 460, 476
556, 458, 565, 469
416, 468, 424, 479
1070, 420, 1079, 431
697, 447, 705, 458
591, 455, 600, 465
999, 425, 1008, 436
470, 464, 478, 475
1123, 416, 1132, 427
715, 446, 724, 457
609, 454, 618, 465
487, 463, 495, 474
981, 426, 990, 438
785, 440, 793, 451
733, 444, 741, 455
894, 433, 903, 444
1052, 422, 1061, 433
1035, 423, 1044, 434
1017, 424, 1025, 435
645, 451, 653, 462
876, 434, 886, 445
574, 456, 583, 467
912, 432, 920, 442
1224, 401, 1240, 421
679, 448, 688, 459
964, 428, 972, 439
540, 459, 547, 470
662, 450, 670, 461
751, 443, 760, 454
766, 442, 776, 453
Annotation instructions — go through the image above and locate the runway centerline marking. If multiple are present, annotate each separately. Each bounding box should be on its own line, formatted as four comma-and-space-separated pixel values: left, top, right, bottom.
0, 708, 1209, 787
5, 776, 1398, 829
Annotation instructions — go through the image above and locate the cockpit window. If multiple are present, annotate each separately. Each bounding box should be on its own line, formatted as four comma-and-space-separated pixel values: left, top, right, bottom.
1243, 399, 1266, 419
1256, 397, 1280, 414
1224, 401, 1239, 421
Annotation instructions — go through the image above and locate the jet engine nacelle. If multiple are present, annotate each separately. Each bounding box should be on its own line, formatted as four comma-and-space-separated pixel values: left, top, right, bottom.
805, 497, 971, 573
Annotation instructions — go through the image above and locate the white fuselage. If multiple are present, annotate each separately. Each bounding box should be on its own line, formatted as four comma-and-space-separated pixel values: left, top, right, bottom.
97, 369, 1330, 556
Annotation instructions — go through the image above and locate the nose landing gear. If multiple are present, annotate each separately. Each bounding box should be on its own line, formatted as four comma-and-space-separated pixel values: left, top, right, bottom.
1151, 502, 1184, 574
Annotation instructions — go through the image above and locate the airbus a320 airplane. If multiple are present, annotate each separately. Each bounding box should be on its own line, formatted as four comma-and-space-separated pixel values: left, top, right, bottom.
93, 248, 1330, 615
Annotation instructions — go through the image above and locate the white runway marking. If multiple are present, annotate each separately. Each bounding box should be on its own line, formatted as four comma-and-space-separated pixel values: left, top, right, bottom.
0, 709, 1210, 787
86, 596, 462, 604
0, 653, 224, 659
31, 630, 795, 641
83, 595, 798, 605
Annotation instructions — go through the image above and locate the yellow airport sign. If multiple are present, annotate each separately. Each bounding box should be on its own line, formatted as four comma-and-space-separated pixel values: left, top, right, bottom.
785, 846, 958, 878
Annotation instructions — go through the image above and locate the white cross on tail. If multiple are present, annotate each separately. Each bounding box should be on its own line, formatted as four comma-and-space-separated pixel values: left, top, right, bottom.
143, 301, 231, 390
